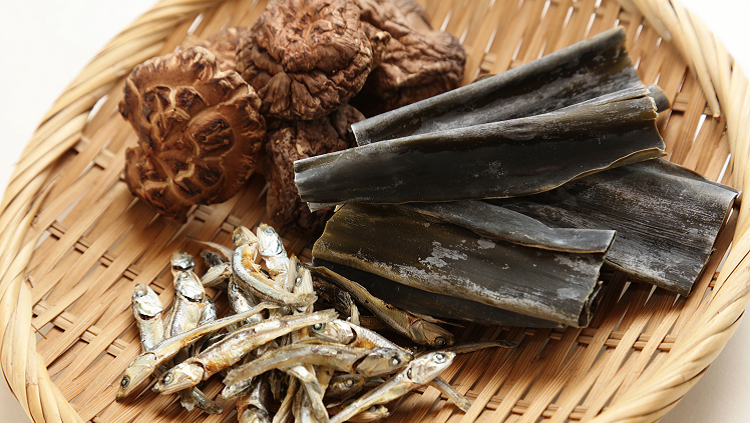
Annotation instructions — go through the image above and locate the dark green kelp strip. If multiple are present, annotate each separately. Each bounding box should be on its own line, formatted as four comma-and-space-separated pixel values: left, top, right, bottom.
295, 87, 665, 211
493, 159, 739, 295
351, 27, 641, 145
312, 203, 606, 327
405, 201, 615, 254
310, 260, 565, 328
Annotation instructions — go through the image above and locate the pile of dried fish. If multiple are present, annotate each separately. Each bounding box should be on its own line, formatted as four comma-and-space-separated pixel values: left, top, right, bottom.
120, 223, 515, 421
294, 27, 740, 328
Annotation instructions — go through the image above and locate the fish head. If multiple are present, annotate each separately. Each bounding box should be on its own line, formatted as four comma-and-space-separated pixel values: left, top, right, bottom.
353, 405, 390, 422
171, 251, 195, 274
355, 347, 414, 377
409, 320, 455, 348
152, 361, 204, 395
175, 273, 204, 301
256, 223, 286, 258
233, 226, 258, 248
116, 353, 157, 400
405, 351, 456, 384
239, 408, 271, 423
327, 374, 365, 399
131, 284, 162, 319
310, 320, 354, 344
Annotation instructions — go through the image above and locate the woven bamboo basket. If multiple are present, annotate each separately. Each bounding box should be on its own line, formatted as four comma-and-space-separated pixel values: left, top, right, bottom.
2, 0, 749, 422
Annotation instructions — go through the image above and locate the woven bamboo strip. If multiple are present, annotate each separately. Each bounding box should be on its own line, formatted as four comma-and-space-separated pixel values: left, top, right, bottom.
1, 0, 749, 422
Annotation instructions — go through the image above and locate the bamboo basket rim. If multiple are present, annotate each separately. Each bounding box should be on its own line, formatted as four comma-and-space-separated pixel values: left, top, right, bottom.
2, 0, 749, 422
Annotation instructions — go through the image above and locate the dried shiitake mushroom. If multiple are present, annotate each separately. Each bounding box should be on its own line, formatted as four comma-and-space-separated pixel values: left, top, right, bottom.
198, 27, 249, 72
353, 0, 466, 115
236, 0, 375, 120
120, 47, 266, 221
264, 104, 365, 234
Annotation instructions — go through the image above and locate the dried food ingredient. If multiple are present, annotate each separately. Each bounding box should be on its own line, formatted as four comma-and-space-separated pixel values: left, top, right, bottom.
295, 86, 665, 210
493, 159, 739, 295
313, 203, 609, 327
351, 0, 466, 116
120, 47, 266, 221
236, 0, 375, 120
264, 104, 364, 234
198, 27, 249, 72
351, 27, 642, 144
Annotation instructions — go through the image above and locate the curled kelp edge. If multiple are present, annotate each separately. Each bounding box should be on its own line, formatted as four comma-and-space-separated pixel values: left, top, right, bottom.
310, 259, 567, 328
312, 203, 607, 327
404, 201, 616, 254
494, 159, 739, 296
351, 26, 640, 144
296, 87, 665, 211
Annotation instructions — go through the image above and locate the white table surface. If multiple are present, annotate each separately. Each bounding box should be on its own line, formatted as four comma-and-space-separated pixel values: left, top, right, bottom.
0, 1, 748, 422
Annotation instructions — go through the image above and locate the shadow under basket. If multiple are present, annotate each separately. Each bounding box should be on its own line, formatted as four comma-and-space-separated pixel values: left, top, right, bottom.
2, 0, 750, 422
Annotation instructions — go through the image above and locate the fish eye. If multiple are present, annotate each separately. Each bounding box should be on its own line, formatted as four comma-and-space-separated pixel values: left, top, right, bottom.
312, 323, 324, 331
390, 356, 401, 366
433, 353, 448, 363
120, 376, 130, 388
162, 373, 173, 384
433, 337, 447, 347
344, 379, 354, 387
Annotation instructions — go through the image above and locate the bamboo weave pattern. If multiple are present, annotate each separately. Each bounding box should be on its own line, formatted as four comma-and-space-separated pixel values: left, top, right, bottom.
0, 0, 748, 422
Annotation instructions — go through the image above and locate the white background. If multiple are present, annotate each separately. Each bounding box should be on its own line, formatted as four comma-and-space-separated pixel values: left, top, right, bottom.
0, 1, 748, 422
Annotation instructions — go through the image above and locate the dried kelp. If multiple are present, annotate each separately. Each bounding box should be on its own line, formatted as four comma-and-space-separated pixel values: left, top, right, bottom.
350, 27, 641, 145
295, 86, 665, 210
311, 259, 565, 328
494, 159, 739, 295
312, 203, 609, 327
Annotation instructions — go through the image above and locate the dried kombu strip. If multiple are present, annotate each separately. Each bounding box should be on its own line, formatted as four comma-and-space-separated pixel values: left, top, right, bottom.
310, 259, 565, 328
350, 26, 641, 145
493, 159, 739, 295
295, 86, 665, 210
405, 201, 615, 254
312, 203, 610, 327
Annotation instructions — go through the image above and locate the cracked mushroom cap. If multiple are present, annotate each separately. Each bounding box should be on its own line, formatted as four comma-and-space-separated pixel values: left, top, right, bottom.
120, 47, 266, 221
236, 0, 375, 120
352, 0, 466, 116
264, 104, 365, 234
198, 27, 249, 72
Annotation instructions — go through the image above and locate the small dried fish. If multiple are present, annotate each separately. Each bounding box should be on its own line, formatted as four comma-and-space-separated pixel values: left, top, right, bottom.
131, 284, 164, 352
324, 374, 366, 402
153, 310, 338, 394
257, 222, 290, 284
309, 265, 455, 346
329, 352, 456, 423
237, 376, 271, 423
223, 342, 413, 390
117, 303, 276, 399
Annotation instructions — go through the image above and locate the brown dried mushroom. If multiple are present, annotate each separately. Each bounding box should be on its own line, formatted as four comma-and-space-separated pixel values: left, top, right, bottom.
353, 0, 466, 115
264, 104, 365, 234
236, 0, 375, 120
198, 27, 249, 72
120, 47, 266, 221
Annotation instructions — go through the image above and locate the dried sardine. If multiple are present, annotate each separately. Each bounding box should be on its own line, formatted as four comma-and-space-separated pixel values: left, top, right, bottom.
495, 158, 739, 295
313, 203, 606, 327
223, 342, 413, 389
153, 310, 338, 394
351, 27, 641, 144
309, 265, 457, 345
117, 302, 276, 399
131, 284, 164, 352
328, 352, 455, 423
295, 87, 665, 210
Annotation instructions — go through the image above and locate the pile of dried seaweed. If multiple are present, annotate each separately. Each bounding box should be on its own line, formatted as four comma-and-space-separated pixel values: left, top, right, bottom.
295, 27, 739, 328
118, 224, 515, 421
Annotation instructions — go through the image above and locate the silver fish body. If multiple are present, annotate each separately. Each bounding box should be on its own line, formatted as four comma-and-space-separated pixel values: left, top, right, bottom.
329, 352, 456, 423
131, 284, 164, 352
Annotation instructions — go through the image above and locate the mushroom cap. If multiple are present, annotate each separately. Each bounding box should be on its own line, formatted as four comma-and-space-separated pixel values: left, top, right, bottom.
120, 47, 266, 221
264, 104, 365, 234
237, 0, 375, 120
353, 0, 466, 115
198, 27, 249, 72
